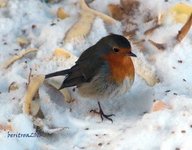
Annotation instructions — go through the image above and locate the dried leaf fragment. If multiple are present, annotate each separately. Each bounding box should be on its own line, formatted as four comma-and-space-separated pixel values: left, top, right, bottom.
148, 40, 166, 51
80, 0, 116, 24
108, 4, 124, 21
2, 48, 38, 69
170, 3, 192, 23
8, 82, 19, 92
64, 0, 116, 42
176, 13, 192, 42
23, 75, 45, 115
0, 123, 12, 131
57, 7, 69, 20
53, 48, 71, 59
120, 0, 140, 15
151, 100, 171, 112
17, 37, 30, 48
144, 25, 161, 36
64, 12, 95, 42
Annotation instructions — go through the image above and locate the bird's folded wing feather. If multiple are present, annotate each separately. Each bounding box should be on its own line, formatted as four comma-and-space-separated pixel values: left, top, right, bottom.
59, 47, 104, 89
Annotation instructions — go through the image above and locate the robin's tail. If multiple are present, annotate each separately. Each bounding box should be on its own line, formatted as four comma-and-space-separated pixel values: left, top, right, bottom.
45, 69, 70, 79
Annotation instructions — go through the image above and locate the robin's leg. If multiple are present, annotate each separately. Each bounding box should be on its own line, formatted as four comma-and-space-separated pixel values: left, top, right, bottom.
90, 101, 115, 123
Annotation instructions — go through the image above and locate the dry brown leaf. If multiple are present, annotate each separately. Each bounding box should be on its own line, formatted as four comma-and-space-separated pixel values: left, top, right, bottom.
53, 48, 72, 59
108, 4, 124, 21
151, 100, 171, 112
2, 48, 38, 69
148, 39, 167, 51
176, 13, 192, 42
64, 0, 116, 42
57, 7, 69, 20
168, 3, 192, 23
147, 13, 191, 51
120, 0, 140, 15
80, 0, 116, 24
64, 12, 95, 42
23, 75, 45, 115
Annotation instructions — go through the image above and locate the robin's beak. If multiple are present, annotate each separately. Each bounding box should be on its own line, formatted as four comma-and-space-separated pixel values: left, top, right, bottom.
127, 51, 137, 57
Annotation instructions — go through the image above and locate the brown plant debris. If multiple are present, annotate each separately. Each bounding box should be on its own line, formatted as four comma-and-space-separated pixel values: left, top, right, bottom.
148, 39, 167, 51
8, 82, 19, 92
0, 123, 12, 131
23, 75, 45, 115
144, 25, 162, 36
108, 4, 124, 21
64, 0, 116, 42
176, 13, 192, 42
151, 100, 171, 112
2, 48, 38, 69
57, 7, 69, 20
53, 48, 72, 59
120, 0, 140, 16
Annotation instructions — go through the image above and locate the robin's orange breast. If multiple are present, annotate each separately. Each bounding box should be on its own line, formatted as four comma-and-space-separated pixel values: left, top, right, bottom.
103, 53, 135, 84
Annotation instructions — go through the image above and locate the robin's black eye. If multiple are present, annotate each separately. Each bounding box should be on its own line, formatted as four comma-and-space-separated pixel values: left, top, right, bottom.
113, 48, 119, 52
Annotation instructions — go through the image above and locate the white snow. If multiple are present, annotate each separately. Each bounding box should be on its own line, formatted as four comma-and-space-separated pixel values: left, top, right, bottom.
0, 0, 192, 150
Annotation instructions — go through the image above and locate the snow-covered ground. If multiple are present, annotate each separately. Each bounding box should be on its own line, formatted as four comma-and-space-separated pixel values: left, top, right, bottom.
0, 0, 192, 149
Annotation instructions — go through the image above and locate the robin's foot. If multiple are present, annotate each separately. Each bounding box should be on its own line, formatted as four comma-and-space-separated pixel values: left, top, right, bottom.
90, 102, 115, 123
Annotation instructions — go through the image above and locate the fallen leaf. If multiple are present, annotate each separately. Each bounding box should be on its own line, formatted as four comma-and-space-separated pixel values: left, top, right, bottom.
57, 7, 69, 20
151, 100, 171, 112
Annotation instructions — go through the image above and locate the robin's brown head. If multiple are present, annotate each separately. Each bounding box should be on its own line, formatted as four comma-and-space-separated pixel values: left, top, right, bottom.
97, 34, 136, 58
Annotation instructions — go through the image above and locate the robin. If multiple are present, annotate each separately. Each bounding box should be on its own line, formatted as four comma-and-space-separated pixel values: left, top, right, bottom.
45, 34, 136, 122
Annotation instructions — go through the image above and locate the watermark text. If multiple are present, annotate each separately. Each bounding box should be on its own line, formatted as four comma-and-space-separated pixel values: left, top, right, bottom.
7, 131, 41, 138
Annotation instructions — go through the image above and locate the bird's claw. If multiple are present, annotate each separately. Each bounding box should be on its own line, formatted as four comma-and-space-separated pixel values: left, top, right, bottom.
90, 102, 115, 123
100, 113, 115, 123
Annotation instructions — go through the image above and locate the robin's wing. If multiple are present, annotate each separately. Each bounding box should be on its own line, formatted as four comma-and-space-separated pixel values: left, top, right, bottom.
59, 55, 104, 89
45, 47, 95, 79
46, 43, 106, 89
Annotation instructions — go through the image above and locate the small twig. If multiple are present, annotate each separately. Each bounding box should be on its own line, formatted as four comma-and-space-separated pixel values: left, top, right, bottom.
176, 13, 192, 42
